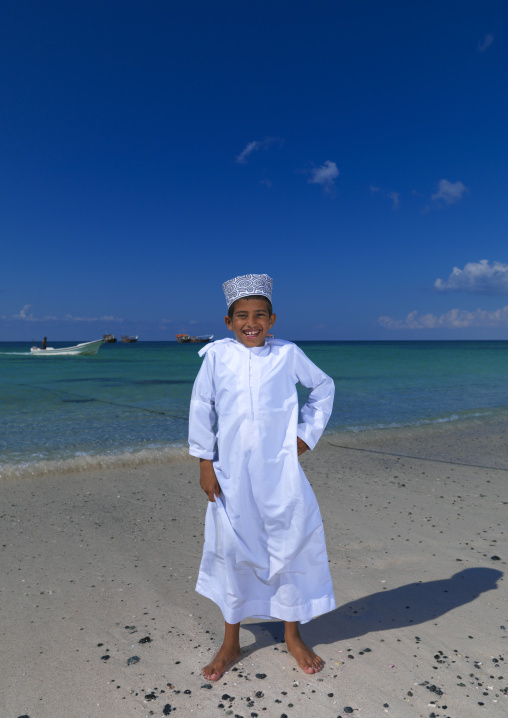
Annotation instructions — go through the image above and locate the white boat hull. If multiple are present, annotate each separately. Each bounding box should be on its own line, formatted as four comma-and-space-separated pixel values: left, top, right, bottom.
30, 339, 104, 356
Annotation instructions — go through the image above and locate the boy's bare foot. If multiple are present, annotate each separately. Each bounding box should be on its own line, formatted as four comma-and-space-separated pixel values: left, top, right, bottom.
202, 644, 241, 681
284, 624, 323, 674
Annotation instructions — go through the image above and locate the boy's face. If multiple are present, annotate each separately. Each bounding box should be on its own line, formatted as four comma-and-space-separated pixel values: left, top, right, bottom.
224, 297, 276, 348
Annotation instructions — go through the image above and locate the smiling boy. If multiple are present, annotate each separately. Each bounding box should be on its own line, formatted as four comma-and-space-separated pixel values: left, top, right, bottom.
189, 273, 336, 680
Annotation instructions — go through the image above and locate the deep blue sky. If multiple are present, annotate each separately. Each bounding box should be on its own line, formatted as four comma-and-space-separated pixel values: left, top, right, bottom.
1, 1, 507, 341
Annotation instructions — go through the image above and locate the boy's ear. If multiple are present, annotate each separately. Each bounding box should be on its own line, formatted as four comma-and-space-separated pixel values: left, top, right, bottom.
224, 315, 233, 330
269, 313, 277, 328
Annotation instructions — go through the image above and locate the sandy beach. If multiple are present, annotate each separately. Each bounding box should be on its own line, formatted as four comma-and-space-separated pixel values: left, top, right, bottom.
2, 421, 507, 718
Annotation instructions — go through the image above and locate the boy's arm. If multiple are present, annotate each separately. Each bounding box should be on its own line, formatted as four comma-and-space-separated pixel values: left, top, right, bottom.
188, 353, 217, 460
293, 346, 335, 451
199, 459, 221, 502
297, 436, 310, 456
189, 352, 221, 501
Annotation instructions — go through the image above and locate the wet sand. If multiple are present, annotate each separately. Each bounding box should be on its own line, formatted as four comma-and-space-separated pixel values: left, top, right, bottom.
1, 421, 507, 717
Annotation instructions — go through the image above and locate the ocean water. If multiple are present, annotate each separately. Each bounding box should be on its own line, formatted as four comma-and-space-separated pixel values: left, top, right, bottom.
1, 340, 508, 478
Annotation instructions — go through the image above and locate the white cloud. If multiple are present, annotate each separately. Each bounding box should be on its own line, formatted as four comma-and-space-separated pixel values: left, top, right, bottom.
14, 304, 34, 319
431, 179, 468, 205
308, 160, 339, 190
435, 260, 508, 294
378, 306, 508, 330
478, 34, 494, 53
235, 137, 281, 164
387, 191, 400, 209
9, 307, 123, 323
64, 314, 121, 323
236, 141, 261, 164
370, 186, 400, 209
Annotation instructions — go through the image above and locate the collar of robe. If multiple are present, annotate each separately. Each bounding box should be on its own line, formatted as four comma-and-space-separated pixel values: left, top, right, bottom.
198, 337, 272, 357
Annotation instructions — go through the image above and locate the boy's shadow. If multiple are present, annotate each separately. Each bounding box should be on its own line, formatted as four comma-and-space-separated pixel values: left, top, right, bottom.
241, 568, 503, 650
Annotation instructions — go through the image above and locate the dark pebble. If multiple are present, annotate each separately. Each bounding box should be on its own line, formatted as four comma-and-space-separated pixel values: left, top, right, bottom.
347, 655, 354, 659
256, 673, 267, 679
139, 636, 152, 643
255, 691, 264, 698
201, 684, 212, 689
17, 716, 30, 718
144, 692, 157, 701
222, 694, 230, 700
184, 689, 191, 694
491, 556, 501, 561
101, 655, 110, 661
344, 709, 354, 714
127, 655, 140, 665
281, 714, 288, 718
383, 703, 389, 708
163, 706, 172, 716
218, 704, 224, 709
328, 693, 334, 697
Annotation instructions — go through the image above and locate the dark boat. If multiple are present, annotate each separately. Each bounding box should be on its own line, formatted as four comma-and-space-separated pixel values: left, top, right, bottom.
121, 335, 138, 343
103, 334, 117, 343
175, 334, 214, 344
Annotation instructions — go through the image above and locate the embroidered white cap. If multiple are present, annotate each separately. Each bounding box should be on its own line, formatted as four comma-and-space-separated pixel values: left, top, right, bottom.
222, 274, 273, 308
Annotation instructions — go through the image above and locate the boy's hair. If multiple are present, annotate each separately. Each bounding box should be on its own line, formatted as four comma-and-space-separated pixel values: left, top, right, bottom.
228, 295, 273, 319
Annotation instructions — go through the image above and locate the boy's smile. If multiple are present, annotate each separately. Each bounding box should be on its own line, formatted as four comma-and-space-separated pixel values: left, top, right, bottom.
224, 297, 276, 348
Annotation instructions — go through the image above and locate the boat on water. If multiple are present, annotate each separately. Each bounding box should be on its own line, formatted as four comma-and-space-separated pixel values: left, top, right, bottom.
30, 339, 104, 356
175, 334, 214, 344
121, 335, 138, 343
103, 334, 117, 343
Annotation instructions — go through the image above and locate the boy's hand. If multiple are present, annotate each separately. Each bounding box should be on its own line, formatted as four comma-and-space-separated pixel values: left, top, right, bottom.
297, 437, 310, 456
200, 459, 221, 502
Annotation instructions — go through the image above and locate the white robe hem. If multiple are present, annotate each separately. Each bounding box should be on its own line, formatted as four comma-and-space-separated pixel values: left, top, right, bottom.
196, 581, 336, 625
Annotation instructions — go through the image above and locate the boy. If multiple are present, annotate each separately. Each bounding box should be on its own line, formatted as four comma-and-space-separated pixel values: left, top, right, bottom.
189, 274, 336, 680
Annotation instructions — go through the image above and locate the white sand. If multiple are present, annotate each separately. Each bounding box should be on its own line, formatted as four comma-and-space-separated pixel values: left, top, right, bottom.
1, 421, 507, 717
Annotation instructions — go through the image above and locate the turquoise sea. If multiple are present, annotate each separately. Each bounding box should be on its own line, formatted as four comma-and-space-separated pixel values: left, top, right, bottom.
1, 340, 508, 478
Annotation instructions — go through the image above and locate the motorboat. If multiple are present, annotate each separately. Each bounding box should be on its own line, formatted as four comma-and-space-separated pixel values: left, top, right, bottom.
30, 339, 104, 356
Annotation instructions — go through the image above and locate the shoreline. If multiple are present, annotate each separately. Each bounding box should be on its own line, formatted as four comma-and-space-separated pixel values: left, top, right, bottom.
1, 419, 507, 717
3, 408, 508, 481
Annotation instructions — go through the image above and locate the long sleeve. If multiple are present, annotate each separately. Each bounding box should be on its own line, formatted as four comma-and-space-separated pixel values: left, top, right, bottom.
188, 351, 217, 460
293, 345, 335, 450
